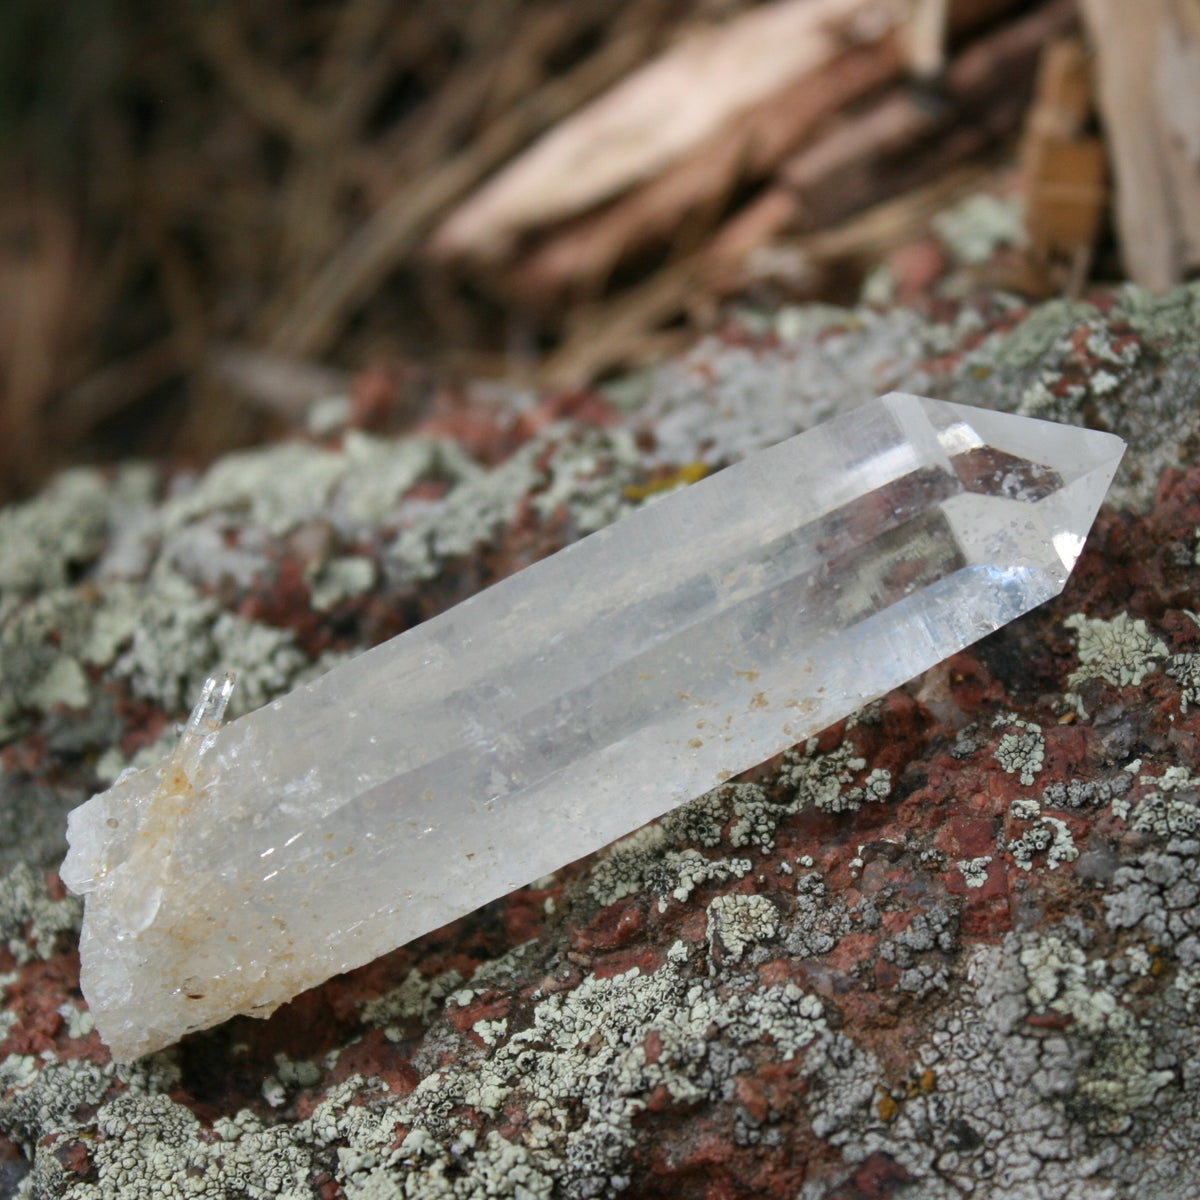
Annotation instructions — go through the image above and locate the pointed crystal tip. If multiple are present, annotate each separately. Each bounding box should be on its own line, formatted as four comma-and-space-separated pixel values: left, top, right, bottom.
886, 393, 1124, 575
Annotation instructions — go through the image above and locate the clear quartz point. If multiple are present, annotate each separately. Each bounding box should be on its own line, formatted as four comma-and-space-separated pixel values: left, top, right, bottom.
61, 394, 1124, 1060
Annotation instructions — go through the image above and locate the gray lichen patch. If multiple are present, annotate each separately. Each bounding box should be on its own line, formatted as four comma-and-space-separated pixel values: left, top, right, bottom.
0, 589, 104, 740
782, 870, 859, 960
1006, 815, 1079, 873
992, 713, 1045, 787
385, 425, 641, 586
157, 434, 449, 540
1018, 930, 1173, 1131
358, 965, 465, 1037
1065, 611, 1167, 690
101, 567, 308, 717
931, 194, 1025, 267
957, 856, 992, 889
52, 1091, 317, 1200
587, 822, 752, 908
1042, 770, 1134, 812
0, 571, 309, 740
789, 918, 1192, 1197
879, 902, 960, 997
0, 465, 156, 600
781, 736, 891, 815
368, 944, 826, 1196
1105, 838, 1200, 970
1129, 766, 1200, 840
586, 783, 779, 908
0, 863, 82, 964
641, 306, 933, 470
706, 893, 779, 963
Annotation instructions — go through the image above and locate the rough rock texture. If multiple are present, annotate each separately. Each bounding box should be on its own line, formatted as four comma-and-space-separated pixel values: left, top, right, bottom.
4, 277, 1200, 1198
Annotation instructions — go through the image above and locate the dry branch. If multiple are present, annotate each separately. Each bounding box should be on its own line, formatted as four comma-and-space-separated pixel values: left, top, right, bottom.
266, 2, 666, 358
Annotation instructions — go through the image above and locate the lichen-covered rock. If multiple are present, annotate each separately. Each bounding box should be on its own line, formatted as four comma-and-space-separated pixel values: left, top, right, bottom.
5, 284, 1200, 1197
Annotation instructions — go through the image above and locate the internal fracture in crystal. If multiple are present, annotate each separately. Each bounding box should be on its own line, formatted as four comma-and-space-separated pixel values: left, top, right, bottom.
61, 394, 1124, 1060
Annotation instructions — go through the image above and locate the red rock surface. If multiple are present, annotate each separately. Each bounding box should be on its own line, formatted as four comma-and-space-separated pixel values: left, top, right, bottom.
3, 281, 1200, 1197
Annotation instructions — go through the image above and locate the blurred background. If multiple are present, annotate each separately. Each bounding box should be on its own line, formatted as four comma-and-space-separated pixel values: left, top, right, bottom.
1, 0, 1195, 501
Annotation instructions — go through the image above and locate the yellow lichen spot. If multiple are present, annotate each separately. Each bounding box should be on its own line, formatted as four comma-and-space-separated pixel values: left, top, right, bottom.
750, 692, 768, 709
688, 738, 703, 749
877, 1088, 899, 1122
907, 1068, 936, 1097
735, 669, 760, 682
622, 461, 709, 502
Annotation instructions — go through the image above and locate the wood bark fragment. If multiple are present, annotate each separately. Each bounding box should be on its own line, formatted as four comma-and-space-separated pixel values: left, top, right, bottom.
1018, 40, 1107, 295
1079, 0, 1200, 288
450, 0, 1057, 310
537, 1, 1074, 385
503, 35, 904, 307
894, 0, 950, 79
431, 0, 889, 265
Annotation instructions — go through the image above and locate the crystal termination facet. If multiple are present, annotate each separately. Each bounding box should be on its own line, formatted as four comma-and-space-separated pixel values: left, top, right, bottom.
61, 394, 1124, 1060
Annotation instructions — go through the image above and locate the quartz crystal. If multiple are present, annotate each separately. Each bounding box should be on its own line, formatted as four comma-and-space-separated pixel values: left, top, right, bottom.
62, 394, 1124, 1060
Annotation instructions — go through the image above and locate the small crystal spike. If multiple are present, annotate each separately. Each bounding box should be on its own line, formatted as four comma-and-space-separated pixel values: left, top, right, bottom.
61, 394, 1124, 1060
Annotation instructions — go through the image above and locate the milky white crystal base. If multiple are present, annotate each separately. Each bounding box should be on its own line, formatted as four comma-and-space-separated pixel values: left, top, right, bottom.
62, 394, 1124, 1060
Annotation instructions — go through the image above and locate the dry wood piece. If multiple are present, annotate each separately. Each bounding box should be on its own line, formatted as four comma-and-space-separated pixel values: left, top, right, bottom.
780, 0, 1077, 232
894, 0, 950, 79
503, 31, 903, 307
538, 0, 1074, 386
1019, 39, 1107, 295
435, 0, 1036, 308
1079, 0, 1200, 288
431, 0, 891, 266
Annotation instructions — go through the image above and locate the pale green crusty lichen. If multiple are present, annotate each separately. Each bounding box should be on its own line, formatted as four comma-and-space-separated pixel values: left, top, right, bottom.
587, 783, 781, 908
359, 965, 465, 1040
1065, 612, 1167, 690
946, 282, 1200, 512
932, 194, 1025, 267
0, 862, 82, 964
781, 736, 891, 814
0, 420, 646, 742
958, 857, 992, 889
1019, 930, 1173, 1131
8, 941, 829, 1199
993, 713, 1045, 787
588, 823, 752, 908
706, 893, 779, 963
0, 465, 155, 600
1129, 766, 1200, 839
0, 590, 103, 739
0, 565, 312, 736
